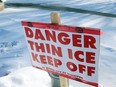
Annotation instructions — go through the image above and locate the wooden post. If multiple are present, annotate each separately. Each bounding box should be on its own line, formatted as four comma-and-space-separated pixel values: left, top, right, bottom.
50, 12, 69, 87
0, 0, 4, 11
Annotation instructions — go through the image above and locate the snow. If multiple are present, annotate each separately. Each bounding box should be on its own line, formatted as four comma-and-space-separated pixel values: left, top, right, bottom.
0, 67, 51, 87
0, 0, 116, 87
0, 67, 74, 87
2, 0, 6, 2
5, 0, 116, 14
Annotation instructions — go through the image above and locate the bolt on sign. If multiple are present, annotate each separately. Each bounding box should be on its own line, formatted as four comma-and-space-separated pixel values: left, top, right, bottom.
22, 21, 100, 87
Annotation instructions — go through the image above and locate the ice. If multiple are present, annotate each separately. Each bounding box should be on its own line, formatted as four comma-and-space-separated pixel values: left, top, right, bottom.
0, 0, 116, 87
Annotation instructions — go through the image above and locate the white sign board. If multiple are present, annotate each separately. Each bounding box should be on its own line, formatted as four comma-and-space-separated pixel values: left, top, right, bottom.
22, 21, 100, 87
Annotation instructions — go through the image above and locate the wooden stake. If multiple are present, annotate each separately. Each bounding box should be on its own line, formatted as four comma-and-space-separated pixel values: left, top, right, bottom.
50, 12, 69, 87
59, 76, 69, 87
0, 1, 4, 11
51, 12, 60, 24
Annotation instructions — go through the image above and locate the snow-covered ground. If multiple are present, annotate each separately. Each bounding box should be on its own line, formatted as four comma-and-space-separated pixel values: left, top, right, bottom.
0, 66, 75, 87
5, 0, 116, 14
0, 0, 116, 87
0, 67, 51, 87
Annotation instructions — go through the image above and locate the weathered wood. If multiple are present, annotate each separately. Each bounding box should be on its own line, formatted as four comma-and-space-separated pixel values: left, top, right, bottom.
0, 1, 4, 11
50, 12, 69, 87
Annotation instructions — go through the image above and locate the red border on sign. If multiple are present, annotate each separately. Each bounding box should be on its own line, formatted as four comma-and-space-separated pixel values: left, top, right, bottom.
32, 65, 98, 87
22, 21, 99, 87
22, 21, 100, 35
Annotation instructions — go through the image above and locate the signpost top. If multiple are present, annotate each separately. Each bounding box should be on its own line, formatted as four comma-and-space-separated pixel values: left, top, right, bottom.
22, 21, 100, 35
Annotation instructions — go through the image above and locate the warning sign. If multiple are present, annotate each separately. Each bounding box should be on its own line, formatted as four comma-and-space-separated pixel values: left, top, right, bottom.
22, 21, 100, 87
